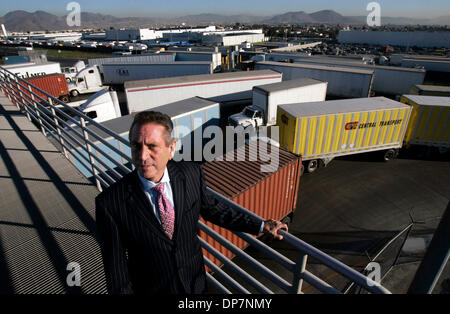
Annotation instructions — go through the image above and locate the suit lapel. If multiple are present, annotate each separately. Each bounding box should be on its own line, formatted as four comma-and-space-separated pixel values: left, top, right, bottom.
167, 161, 186, 242
125, 170, 172, 244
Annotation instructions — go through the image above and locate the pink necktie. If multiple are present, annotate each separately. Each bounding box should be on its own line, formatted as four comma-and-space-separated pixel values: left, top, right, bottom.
152, 183, 175, 240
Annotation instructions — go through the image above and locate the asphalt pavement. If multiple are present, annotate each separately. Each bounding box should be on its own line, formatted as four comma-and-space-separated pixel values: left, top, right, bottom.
216, 149, 449, 294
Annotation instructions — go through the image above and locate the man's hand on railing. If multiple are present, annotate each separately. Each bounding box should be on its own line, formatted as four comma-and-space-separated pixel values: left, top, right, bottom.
262, 219, 288, 240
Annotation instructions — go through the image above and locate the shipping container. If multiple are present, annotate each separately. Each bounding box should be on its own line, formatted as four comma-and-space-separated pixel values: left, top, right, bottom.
124, 70, 283, 114
53, 97, 221, 180
102, 62, 214, 85
2, 55, 30, 65
200, 142, 302, 271
410, 84, 450, 97
400, 95, 450, 148
277, 97, 412, 172
24, 73, 70, 102
255, 61, 374, 98
290, 58, 426, 96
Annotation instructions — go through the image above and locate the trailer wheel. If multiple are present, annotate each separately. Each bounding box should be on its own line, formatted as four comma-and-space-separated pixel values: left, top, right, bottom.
71, 90, 79, 97
306, 159, 319, 173
383, 149, 397, 162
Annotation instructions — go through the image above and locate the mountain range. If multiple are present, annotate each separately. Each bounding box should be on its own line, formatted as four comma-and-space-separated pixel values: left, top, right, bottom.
0, 10, 449, 32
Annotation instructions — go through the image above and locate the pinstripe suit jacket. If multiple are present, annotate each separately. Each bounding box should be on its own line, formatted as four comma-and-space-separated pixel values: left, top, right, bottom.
95, 160, 263, 295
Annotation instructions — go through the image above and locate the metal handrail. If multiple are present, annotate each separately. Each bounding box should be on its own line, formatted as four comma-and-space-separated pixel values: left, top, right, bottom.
0, 65, 392, 294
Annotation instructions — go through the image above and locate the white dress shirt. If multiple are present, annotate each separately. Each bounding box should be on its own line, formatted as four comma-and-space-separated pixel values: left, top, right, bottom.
137, 167, 264, 233
137, 167, 174, 225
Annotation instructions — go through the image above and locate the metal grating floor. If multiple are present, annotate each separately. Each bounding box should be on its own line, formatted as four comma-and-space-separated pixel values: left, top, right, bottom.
0, 96, 107, 294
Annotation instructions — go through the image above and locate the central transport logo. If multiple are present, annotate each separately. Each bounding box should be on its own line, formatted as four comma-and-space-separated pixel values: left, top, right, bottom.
345, 121, 359, 130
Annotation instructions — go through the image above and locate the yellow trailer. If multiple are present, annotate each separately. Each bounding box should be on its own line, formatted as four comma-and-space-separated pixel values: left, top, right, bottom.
410, 85, 450, 97
400, 95, 450, 148
277, 97, 412, 172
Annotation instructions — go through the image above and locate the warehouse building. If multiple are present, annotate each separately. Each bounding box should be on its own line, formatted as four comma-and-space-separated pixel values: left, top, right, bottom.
202, 32, 265, 46
105, 28, 162, 41
338, 30, 450, 48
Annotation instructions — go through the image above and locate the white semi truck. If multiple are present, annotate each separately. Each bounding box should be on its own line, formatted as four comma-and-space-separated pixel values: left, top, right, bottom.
67, 61, 214, 97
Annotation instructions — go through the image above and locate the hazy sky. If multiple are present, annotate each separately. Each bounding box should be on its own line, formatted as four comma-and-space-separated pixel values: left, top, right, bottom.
1, 0, 449, 18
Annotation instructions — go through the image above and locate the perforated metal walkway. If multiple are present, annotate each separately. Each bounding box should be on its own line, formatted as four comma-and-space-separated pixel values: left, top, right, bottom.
0, 95, 107, 294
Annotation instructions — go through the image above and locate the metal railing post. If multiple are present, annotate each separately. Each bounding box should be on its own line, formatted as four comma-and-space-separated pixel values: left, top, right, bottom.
80, 116, 102, 192
408, 202, 450, 294
27, 84, 46, 136
14, 77, 32, 120
292, 253, 308, 294
4, 74, 14, 104
48, 97, 69, 159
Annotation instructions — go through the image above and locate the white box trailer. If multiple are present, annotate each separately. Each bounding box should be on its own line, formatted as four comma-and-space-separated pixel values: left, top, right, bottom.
255, 61, 374, 99
229, 78, 327, 128
401, 58, 450, 73
58, 97, 221, 180
0, 62, 61, 79
124, 70, 282, 114
102, 61, 214, 84
291, 58, 426, 96
88, 54, 175, 71
410, 84, 450, 97
253, 78, 328, 124
167, 51, 222, 72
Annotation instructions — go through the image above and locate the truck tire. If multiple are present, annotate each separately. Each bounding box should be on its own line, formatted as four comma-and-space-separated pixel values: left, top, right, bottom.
71, 90, 79, 97
383, 149, 397, 162
306, 159, 319, 173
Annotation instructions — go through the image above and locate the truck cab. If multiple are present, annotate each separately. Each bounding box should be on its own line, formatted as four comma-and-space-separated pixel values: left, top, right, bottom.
228, 105, 264, 128
62, 60, 85, 83
68, 65, 104, 97
76, 89, 121, 123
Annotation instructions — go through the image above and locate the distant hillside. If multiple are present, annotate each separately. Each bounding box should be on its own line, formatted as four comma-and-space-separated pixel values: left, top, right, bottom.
262, 10, 360, 25
262, 11, 317, 24
173, 13, 267, 25
0, 11, 163, 31
0, 10, 448, 32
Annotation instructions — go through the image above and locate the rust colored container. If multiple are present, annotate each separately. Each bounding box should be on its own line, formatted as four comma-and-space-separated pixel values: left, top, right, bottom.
200, 142, 302, 271
24, 73, 69, 102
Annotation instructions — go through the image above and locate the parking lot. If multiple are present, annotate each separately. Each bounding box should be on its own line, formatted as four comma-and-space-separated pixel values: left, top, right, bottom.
221, 150, 449, 294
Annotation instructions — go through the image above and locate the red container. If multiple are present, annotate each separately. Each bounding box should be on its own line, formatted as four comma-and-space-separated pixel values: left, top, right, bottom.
200, 142, 302, 271
24, 73, 69, 102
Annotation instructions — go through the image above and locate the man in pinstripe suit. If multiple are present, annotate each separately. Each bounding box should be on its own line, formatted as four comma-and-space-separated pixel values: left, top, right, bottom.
95, 111, 287, 294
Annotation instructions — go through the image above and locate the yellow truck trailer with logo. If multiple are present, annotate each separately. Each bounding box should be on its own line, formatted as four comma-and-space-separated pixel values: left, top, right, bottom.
400, 95, 450, 149
277, 97, 412, 173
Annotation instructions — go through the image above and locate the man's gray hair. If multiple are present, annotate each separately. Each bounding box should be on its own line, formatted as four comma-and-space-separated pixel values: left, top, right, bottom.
129, 111, 174, 146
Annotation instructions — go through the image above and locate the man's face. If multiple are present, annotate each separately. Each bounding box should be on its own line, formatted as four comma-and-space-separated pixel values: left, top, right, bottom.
130, 122, 175, 182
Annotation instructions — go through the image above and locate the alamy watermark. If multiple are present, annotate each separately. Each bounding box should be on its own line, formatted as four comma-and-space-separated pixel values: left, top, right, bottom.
66, 2, 81, 27
367, 2, 381, 26
172, 123, 280, 173
66, 262, 81, 287
366, 262, 381, 287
